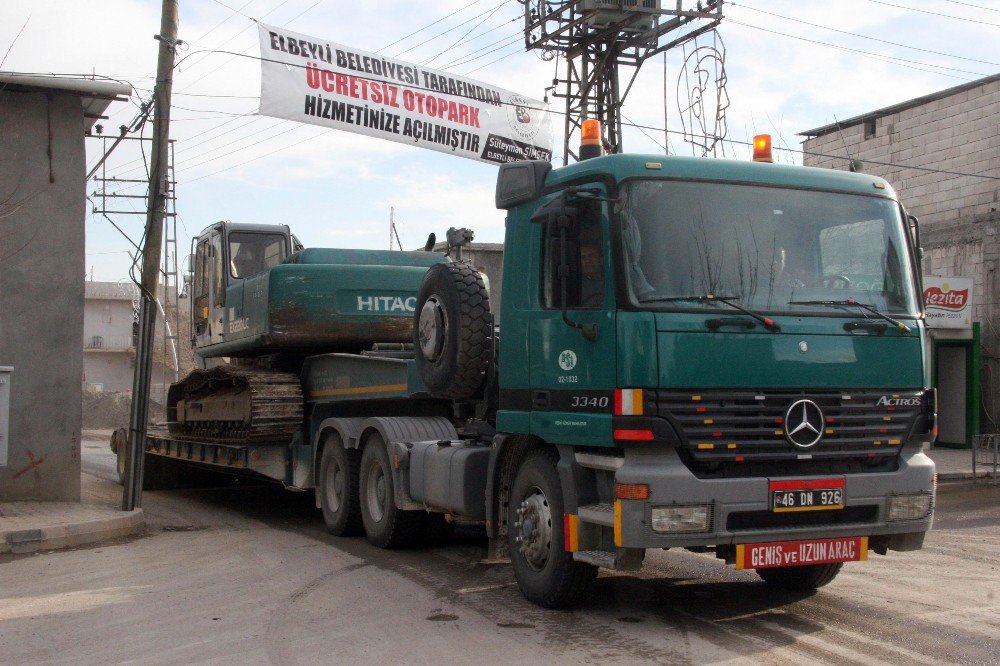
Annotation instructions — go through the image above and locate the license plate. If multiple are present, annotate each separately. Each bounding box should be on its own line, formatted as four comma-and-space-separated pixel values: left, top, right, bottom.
770, 478, 845, 512
736, 536, 868, 570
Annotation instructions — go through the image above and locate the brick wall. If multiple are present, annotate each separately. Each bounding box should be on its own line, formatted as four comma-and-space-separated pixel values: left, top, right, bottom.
802, 79, 1000, 226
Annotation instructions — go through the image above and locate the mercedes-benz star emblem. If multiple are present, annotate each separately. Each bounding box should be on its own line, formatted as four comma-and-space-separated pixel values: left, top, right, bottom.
784, 399, 824, 448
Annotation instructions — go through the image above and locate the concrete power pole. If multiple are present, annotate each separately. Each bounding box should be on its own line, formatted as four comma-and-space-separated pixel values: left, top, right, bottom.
123, 0, 179, 511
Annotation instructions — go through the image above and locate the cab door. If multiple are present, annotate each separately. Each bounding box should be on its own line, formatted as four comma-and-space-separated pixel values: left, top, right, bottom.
527, 185, 617, 447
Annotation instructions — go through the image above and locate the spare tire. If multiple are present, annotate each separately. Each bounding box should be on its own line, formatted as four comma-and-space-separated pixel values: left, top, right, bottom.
415, 262, 491, 399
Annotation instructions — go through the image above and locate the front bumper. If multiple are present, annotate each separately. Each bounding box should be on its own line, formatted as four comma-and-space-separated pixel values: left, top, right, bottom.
611, 444, 935, 550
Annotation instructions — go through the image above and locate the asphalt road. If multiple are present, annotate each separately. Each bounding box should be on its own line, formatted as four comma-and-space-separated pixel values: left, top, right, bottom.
1, 437, 997, 665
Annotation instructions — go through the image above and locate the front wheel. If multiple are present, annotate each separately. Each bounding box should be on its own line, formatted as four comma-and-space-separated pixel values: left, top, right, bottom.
359, 434, 426, 549
756, 562, 843, 590
507, 449, 596, 608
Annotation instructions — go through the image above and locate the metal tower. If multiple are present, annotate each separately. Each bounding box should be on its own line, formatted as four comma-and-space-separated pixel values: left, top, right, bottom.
521, 0, 723, 163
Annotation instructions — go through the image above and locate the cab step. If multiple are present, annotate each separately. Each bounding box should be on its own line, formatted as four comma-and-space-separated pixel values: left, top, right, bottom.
578, 502, 615, 527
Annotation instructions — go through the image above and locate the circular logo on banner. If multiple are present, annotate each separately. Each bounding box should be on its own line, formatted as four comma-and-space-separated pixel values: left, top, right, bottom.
558, 350, 578, 371
784, 399, 825, 449
507, 94, 540, 141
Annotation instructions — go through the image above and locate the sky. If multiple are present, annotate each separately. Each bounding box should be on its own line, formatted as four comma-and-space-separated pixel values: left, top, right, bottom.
1, 0, 998, 282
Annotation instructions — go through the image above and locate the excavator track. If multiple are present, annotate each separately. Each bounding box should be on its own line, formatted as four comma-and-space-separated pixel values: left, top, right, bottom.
167, 366, 303, 444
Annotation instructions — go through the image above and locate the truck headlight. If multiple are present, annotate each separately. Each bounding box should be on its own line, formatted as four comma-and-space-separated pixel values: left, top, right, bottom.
651, 505, 712, 533
888, 493, 934, 521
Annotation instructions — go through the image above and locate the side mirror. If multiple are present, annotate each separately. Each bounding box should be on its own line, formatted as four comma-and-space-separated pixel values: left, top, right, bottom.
496, 160, 552, 210
908, 213, 924, 263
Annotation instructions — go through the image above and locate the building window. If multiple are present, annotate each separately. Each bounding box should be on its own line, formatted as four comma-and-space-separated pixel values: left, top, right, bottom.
863, 118, 876, 140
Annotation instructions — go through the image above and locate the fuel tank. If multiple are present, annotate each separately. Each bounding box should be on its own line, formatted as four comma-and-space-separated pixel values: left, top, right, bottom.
200, 248, 448, 358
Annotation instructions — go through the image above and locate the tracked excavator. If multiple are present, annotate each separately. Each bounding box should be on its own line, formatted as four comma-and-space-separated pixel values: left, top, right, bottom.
166, 221, 448, 443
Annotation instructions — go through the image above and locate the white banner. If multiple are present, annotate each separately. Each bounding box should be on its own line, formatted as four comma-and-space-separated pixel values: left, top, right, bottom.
923, 276, 974, 329
258, 24, 553, 165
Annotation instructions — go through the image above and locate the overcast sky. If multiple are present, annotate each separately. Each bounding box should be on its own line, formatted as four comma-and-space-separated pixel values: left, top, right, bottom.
1, 0, 998, 281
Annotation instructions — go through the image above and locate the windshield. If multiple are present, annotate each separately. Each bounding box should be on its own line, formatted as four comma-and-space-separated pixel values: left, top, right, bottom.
618, 180, 920, 315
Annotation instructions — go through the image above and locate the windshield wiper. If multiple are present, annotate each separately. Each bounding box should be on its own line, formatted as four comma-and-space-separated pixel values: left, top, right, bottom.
788, 299, 911, 334
640, 293, 781, 332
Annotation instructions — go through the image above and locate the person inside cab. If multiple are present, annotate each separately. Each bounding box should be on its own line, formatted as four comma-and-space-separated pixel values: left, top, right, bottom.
231, 240, 263, 279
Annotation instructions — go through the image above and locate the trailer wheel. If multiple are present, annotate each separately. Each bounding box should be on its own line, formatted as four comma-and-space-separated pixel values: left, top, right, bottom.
756, 563, 843, 590
318, 433, 363, 536
415, 262, 491, 400
359, 434, 426, 548
507, 448, 597, 608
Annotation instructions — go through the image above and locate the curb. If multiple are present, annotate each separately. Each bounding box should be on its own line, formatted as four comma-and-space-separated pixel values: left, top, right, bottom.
1, 509, 145, 555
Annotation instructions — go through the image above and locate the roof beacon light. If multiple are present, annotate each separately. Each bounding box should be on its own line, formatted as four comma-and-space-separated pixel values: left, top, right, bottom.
580, 119, 604, 161
752, 134, 773, 163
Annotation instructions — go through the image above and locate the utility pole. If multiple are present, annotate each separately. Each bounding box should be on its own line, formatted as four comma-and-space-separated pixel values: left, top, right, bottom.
521, 1, 723, 164
123, 0, 179, 511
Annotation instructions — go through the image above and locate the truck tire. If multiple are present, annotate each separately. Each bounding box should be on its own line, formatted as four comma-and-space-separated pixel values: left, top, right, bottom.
318, 433, 363, 536
359, 434, 426, 549
112, 428, 128, 486
414, 262, 491, 400
507, 448, 597, 608
756, 562, 843, 590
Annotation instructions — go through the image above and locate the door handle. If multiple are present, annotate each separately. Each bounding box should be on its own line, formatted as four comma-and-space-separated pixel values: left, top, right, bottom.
532, 390, 550, 409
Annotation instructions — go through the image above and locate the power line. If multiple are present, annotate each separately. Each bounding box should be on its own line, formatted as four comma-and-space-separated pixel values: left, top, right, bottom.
867, 0, 1000, 27
941, 0, 1000, 13
420, 1, 509, 66
393, 1, 512, 59
378, 0, 490, 52
619, 119, 1000, 181
0, 14, 31, 70
724, 18, 986, 79
731, 2, 1000, 67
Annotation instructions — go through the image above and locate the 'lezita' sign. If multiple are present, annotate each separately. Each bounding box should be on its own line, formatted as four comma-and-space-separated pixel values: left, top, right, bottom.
257, 24, 554, 165
923, 276, 973, 329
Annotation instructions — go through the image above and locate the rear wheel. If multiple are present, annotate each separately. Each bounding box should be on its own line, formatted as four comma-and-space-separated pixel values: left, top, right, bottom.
756, 562, 843, 590
359, 435, 426, 549
507, 448, 596, 608
318, 433, 363, 536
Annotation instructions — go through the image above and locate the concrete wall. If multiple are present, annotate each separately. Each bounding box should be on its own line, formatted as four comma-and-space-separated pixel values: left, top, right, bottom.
802, 78, 1000, 226
0, 90, 86, 500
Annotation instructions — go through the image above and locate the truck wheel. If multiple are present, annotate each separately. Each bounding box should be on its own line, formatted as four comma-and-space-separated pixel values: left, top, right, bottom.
359, 434, 426, 549
112, 428, 129, 486
507, 449, 597, 608
318, 433, 363, 536
414, 262, 491, 400
756, 563, 843, 590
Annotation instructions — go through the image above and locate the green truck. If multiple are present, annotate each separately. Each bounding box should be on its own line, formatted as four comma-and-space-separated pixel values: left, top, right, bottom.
133, 144, 936, 608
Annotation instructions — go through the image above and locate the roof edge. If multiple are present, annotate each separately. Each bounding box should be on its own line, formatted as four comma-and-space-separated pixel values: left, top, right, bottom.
798, 72, 1000, 138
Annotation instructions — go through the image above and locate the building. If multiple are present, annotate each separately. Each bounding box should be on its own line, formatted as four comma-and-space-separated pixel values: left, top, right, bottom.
83, 281, 138, 393
0, 72, 131, 500
800, 74, 1000, 435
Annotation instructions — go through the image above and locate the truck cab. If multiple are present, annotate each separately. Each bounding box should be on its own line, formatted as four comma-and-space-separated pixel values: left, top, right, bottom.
491, 151, 935, 597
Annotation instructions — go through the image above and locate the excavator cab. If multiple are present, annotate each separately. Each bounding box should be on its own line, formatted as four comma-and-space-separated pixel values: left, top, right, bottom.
189, 222, 293, 350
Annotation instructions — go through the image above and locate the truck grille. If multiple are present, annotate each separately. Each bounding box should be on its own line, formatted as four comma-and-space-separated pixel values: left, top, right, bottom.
649, 389, 925, 472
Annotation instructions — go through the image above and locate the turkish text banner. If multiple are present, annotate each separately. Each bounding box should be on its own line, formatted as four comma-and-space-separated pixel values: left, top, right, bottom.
258, 24, 553, 165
